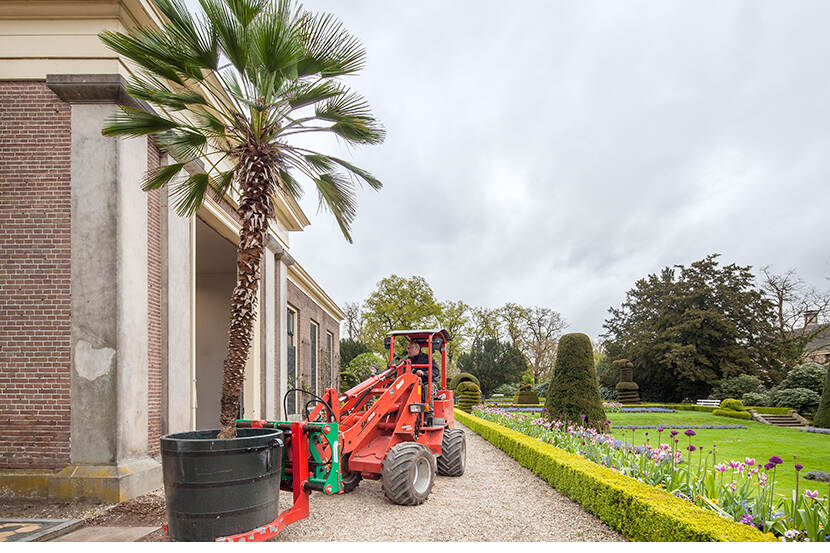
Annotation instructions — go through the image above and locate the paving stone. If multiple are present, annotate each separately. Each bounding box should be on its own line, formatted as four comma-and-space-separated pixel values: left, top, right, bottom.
52, 526, 159, 542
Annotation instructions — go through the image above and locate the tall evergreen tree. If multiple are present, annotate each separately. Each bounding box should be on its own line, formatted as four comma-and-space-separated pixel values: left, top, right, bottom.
602, 254, 780, 402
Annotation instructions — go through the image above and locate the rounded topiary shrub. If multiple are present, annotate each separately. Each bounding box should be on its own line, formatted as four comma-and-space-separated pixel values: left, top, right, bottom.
720, 398, 745, 411
813, 365, 830, 428
456, 381, 482, 413
513, 381, 539, 405
449, 372, 480, 390
544, 333, 606, 427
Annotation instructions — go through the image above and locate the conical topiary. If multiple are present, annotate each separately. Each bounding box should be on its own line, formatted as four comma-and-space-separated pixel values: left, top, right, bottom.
456, 381, 482, 413
449, 372, 480, 390
544, 333, 606, 427
513, 381, 539, 405
813, 364, 830, 428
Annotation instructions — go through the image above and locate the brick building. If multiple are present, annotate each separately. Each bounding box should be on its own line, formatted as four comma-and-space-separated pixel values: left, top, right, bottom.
0, 0, 343, 502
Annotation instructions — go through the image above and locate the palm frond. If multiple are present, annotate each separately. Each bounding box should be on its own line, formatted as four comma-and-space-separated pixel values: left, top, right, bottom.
199, 0, 250, 75
250, 1, 301, 75
143, 162, 186, 191
295, 11, 366, 77
328, 156, 382, 190
99, 31, 186, 85
314, 172, 357, 243
170, 172, 211, 216
315, 90, 384, 144
284, 80, 343, 110
154, 129, 209, 161
126, 73, 209, 111
303, 154, 334, 172
225, 0, 268, 27
276, 168, 302, 200
210, 168, 237, 199
153, 0, 219, 70
102, 106, 181, 137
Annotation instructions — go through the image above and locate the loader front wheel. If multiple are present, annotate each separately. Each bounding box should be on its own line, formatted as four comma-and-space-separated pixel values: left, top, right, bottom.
381, 442, 435, 506
340, 455, 361, 493
436, 428, 466, 476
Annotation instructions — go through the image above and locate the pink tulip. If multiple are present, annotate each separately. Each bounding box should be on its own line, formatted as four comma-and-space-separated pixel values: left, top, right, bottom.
805, 489, 819, 499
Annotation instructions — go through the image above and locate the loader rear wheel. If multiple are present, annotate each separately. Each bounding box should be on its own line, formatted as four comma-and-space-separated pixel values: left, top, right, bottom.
381, 442, 435, 506
436, 428, 466, 476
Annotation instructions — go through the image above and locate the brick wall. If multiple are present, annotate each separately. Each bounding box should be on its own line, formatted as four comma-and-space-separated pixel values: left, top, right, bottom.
147, 140, 162, 458
0, 82, 71, 469
286, 281, 340, 396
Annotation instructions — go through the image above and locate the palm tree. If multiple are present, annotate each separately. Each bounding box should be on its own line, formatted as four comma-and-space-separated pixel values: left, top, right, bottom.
100, 0, 384, 438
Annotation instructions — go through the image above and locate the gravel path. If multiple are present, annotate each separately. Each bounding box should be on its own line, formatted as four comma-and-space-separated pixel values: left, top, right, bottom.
275, 422, 624, 541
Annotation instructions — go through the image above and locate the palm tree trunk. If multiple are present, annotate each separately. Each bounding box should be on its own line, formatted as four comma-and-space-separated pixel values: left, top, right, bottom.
217, 152, 273, 439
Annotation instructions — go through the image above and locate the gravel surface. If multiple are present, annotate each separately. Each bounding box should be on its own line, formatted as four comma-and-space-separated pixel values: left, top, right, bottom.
275, 422, 624, 542
5, 422, 624, 542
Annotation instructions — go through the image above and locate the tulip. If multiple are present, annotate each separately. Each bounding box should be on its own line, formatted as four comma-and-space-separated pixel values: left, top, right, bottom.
805, 489, 818, 499
769, 456, 783, 465
684, 429, 696, 437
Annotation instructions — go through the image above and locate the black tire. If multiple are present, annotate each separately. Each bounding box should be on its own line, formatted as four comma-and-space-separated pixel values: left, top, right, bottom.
380, 442, 436, 506
436, 428, 466, 476
340, 456, 362, 493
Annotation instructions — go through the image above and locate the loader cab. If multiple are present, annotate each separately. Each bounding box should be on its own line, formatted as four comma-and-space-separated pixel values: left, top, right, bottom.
384, 328, 451, 393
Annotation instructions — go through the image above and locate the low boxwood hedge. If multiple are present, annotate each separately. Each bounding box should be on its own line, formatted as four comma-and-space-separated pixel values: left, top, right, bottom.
636, 403, 790, 415
712, 408, 752, 420
455, 409, 776, 542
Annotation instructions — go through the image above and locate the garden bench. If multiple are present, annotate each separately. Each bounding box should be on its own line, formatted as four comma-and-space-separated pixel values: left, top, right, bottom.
695, 399, 720, 407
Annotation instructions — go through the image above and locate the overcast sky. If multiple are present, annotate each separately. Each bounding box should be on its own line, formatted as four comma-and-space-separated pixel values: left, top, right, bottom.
279, 0, 830, 340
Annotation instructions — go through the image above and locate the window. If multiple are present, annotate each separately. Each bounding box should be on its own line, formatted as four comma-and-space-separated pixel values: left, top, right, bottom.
286, 306, 297, 414
325, 331, 334, 391
309, 320, 318, 396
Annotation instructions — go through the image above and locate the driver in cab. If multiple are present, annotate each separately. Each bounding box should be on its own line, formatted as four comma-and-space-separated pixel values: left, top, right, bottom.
406, 340, 439, 392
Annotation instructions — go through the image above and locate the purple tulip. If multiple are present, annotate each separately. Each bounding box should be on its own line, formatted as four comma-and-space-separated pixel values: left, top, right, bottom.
794, 464, 803, 471
657, 427, 664, 432
686, 445, 697, 452
764, 462, 775, 470
580, 414, 586, 419
769, 456, 783, 465
670, 430, 679, 437
684, 429, 696, 437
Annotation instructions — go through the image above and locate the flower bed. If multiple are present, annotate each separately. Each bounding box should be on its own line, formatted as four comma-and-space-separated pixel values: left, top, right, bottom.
469, 405, 829, 542
613, 424, 747, 430
620, 408, 677, 413
455, 408, 775, 542
802, 428, 830, 435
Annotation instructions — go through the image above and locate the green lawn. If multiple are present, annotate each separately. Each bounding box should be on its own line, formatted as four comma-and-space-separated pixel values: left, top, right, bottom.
607, 410, 830, 499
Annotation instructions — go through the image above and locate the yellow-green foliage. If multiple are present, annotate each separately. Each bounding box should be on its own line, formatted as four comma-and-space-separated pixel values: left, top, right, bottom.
513, 382, 539, 405
719, 398, 745, 411
449, 372, 480, 390
454, 409, 776, 542
712, 408, 752, 420
456, 381, 481, 412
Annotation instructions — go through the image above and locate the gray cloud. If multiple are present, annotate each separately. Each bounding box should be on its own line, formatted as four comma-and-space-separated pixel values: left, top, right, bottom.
279, 0, 830, 339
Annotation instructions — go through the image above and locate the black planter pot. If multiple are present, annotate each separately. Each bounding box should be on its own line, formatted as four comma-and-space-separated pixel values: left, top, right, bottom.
160, 427, 283, 541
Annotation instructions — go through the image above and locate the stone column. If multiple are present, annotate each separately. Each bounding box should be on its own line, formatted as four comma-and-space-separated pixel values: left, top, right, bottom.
164, 167, 194, 434
262, 247, 277, 419
47, 74, 161, 502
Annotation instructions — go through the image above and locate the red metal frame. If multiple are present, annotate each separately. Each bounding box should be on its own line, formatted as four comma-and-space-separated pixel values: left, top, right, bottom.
215, 421, 311, 542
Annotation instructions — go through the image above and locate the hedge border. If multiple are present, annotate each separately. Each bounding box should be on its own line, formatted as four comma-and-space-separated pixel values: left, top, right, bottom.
455, 409, 776, 542
637, 403, 790, 415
